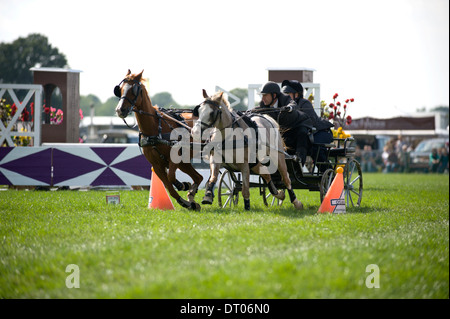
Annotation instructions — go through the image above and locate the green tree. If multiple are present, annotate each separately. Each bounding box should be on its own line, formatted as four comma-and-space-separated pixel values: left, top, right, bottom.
80, 94, 102, 117
0, 33, 68, 84
96, 97, 119, 116
229, 88, 248, 111
151, 92, 180, 108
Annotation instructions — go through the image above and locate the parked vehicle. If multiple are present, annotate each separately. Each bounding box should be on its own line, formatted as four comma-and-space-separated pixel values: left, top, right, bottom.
409, 138, 448, 172
99, 129, 139, 144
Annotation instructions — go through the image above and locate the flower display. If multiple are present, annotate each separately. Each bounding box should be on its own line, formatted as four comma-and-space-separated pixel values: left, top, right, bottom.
44, 105, 64, 125
1, 98, 83, 147
320, 93, 355, 139
1, 99, 34, 146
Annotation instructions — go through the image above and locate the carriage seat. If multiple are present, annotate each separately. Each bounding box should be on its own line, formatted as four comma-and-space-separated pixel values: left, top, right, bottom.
312, 142, 355, 158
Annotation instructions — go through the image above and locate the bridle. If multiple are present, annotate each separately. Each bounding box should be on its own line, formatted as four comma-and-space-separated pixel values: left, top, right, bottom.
193, 99, 226, 130
114, 78, 142, 117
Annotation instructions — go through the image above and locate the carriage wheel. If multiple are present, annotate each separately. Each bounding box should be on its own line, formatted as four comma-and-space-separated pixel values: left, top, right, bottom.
259, 177, 284, 207
320, 168, 335, 203
218, 170, 239, 208
344, 158, 363, 207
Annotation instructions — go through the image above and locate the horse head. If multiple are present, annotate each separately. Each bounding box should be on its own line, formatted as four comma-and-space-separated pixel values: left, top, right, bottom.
114, 69, 144, 118
191, 89, 231, 139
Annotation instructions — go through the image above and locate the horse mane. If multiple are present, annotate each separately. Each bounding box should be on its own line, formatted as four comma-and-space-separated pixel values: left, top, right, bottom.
210, 91, 231, 111
125, 71, 154, 107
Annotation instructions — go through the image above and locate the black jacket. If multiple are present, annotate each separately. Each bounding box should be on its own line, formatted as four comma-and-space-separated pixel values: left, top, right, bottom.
295, 98, 333, 132
257, 93, 313, 131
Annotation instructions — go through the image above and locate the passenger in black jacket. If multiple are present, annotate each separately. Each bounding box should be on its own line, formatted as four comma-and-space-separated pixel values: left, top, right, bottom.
255, 81, 313, 164
282, 80, 334, 171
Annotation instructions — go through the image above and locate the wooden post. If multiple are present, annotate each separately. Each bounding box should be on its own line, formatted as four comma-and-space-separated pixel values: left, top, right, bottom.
31, 67, 82, 143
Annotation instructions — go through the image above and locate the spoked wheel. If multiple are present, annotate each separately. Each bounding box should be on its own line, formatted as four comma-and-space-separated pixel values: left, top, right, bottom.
320, 168, 335, 203
259, 177, 284, 207
218, 170, 240, 208
343, 158, 363, 207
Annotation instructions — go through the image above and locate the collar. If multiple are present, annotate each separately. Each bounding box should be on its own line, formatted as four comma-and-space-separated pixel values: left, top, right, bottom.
273, 99, 279, 108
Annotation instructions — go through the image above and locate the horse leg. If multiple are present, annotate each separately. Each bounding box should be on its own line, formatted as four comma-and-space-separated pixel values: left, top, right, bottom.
167, 162, 192, 192
178, 163, 203, 204
242, 164, 251, 210
202, 160, 220, 205
252, 165, 285, 201
277, 154, 303, 210
173, 179, 191, 191
152, 164, 199, 211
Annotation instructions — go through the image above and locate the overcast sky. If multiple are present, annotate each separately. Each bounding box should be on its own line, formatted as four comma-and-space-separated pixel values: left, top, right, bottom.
1, 0, 448, 119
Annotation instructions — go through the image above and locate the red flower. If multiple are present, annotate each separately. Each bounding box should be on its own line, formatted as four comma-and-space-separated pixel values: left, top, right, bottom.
346, 115, 352, 125
343, 104, 347, 109
350, 98, 354, 102
21, 110, 30, 122
11, 104, 17, 116
328, 113, 334, 119
337, 111, 341, 116
333, 106, 337, 110
345, 99, 349, 103
336, 101, 341, 106
333, 93, 339, 99
44, 107, 50, 114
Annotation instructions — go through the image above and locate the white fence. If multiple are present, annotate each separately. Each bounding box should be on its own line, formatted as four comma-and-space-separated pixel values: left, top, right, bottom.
0, 84, 43, 147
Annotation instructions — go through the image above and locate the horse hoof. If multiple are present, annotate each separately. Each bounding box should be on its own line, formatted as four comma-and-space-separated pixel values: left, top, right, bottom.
244, 198, 250, 210
190, 202, 201, 211
276, 190, 285, 201
201, 196, 213, 205
293, 199, 304, 210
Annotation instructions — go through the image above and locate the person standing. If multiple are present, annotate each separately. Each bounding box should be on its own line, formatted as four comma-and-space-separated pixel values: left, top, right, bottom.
429, 148, 440, 173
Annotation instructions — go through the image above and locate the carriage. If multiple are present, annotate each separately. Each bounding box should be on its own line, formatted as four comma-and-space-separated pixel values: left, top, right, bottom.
216, 136, 363, 209
114, 70, 363, 211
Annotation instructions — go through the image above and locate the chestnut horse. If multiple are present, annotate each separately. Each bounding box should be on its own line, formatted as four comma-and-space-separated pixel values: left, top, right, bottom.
191, 90, 303, 211
115, 70, 203, 210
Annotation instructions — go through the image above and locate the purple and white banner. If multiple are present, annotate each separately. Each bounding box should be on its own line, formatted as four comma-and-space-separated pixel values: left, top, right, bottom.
0, 144, 152, 187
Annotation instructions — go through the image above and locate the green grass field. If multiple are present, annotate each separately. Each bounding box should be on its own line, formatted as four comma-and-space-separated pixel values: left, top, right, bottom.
0, 173, 448, 299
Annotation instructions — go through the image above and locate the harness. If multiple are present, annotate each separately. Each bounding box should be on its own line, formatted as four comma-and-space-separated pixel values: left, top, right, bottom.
114, 79, 192, 161
192, 99, 224, 130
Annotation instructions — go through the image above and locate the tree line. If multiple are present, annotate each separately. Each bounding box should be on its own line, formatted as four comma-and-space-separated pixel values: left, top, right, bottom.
79, 88, 248, 117
2, 34, 446, 118
1, 33, 248, 117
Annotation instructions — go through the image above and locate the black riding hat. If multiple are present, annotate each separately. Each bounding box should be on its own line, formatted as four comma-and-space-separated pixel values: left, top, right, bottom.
281, 80, 304, 94
260, 81, 281, 95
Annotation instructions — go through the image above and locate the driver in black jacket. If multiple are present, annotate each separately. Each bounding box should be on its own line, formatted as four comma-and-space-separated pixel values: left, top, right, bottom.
281, 80, 334, 172
255, 81, 313, 165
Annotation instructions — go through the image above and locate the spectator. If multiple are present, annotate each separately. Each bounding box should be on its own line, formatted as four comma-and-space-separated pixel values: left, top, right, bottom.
437, 147, 449, 173
395, 134, 407, 154
429, 148, 440, 173
382, 145, 398, 173
362, 145, 377, 172
398, 144, 410, 173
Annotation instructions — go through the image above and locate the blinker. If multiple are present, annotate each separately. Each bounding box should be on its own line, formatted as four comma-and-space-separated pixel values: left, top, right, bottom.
193, 104, 200, 117
114, 85, 121, 97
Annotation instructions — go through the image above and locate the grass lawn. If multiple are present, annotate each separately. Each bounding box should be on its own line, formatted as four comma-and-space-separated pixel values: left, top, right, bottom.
0, 173, 448, 299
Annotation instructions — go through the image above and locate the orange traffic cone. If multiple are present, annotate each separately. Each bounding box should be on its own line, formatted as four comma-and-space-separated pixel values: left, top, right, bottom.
318, 167, 346, 214
148, 168, 174, 210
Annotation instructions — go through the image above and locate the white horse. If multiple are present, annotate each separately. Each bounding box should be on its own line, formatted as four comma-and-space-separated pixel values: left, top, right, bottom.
191, 90, 303, 211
